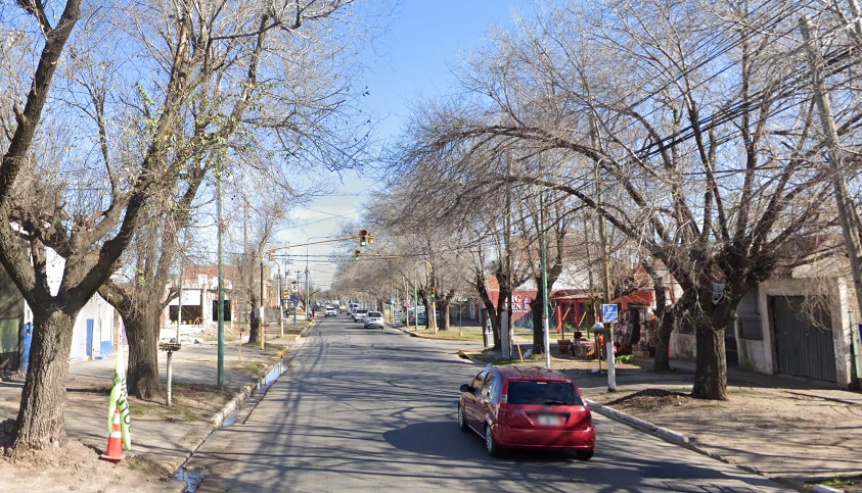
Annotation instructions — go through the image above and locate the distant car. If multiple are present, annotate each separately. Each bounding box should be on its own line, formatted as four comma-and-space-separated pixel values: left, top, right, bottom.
363, 311, 384, 329
353, 309, 368, 323
458, 366, 596, 459
324, 306, 337, 317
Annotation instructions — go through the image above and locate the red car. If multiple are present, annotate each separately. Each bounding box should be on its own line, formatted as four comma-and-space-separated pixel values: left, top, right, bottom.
458, 366, 596, 459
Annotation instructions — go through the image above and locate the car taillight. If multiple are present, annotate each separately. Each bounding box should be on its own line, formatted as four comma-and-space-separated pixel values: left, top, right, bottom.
498, 402, 510, 422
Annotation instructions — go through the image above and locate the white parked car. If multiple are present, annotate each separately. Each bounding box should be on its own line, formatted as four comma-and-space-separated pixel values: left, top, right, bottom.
353, 309, 368, 323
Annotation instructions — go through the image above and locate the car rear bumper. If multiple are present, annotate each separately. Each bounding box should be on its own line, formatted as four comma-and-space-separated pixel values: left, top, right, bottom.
365, 323, 384, 328
494, 425, 596, 450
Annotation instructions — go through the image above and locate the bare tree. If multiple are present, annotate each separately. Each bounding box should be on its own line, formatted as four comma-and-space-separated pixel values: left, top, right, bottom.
0, 0, 368, 448
388, 1, 851, 400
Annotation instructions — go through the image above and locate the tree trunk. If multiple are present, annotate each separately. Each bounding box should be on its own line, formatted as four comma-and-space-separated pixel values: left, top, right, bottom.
652, 283, 675, 372
422, 295, 432, 330
123, 307, 160, 400
653, 312, 675, 372
429, 297, 438, 332
691, 320, 728, 400
530, 292, 545, 354
14, 308, 77, 449
248, 294, 260, 343
438, 300, 451, 331
475, 272, 502, 347
688, 288, 738, 400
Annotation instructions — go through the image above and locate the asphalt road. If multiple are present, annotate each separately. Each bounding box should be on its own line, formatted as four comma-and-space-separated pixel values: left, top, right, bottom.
187, 316, 792, 493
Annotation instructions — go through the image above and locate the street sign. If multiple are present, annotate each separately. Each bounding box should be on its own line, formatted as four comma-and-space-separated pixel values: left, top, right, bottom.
389, 297, 396, 305
602, 304, 619, 323
289, 294, 300, 302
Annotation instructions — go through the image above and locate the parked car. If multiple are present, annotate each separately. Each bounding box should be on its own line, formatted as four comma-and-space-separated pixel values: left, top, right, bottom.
458, 366, 596, 459
363, 311, 384, 329
324, 306, 337, 317
352, 309, 368, 323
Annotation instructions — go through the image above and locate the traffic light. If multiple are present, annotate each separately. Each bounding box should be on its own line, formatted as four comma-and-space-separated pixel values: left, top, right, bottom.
354, 249, 361, 260
429, 287, 435, 299
367, 232, 374, 244
359, 229, 368, 246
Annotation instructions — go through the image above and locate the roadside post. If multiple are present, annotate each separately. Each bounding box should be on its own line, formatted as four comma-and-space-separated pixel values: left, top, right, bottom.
601, 303, 618, 391
159, 341, 182, 407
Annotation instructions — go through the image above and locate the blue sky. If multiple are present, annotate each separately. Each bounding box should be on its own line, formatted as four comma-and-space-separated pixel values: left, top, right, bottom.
279, 0, 531, 288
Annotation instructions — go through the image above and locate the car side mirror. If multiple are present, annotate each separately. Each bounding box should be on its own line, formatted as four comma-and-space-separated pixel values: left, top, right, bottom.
459, 384, 473, 393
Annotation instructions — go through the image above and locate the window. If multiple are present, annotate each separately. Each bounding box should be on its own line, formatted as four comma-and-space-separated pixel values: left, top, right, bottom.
481, 373, 496, 399
506, 381, 582, 406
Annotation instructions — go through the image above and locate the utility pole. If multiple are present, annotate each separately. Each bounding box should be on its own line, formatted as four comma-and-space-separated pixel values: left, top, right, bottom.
596, 164, 616, 391
216, 170, 225, 387
591, 114, 616, 391
177, 263, 183, 341
259, 259, 265, 351
502, 155, 513, 360
276, 261, 284, 338
413, 269, 419, 332
539, 185, 551, 369
801, 15, 862, 324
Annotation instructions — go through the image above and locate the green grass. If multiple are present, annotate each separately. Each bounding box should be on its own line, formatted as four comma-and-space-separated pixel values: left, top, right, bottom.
204, 335, 238, 342
129, 403, 148, 417
820, 478, 856, 487
158, 404, 199, 422
229, 360, 267, 376
412, 329, 485, 342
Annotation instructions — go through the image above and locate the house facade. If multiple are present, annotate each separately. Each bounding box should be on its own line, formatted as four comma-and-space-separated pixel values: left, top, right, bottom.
669, 262, 860, 388
161, 264, 287, 331
0, 247, 119, 371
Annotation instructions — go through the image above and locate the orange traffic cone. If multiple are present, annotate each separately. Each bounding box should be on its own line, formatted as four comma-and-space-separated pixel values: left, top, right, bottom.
99, 408, 126, 463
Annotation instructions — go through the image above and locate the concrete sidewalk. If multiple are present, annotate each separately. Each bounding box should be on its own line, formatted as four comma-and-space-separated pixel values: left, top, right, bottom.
0, 324, 313, 488
561, 356, 862, 492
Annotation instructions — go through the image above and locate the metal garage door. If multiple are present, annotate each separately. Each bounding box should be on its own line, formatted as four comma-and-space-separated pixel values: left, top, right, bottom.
769, 295, 836, 382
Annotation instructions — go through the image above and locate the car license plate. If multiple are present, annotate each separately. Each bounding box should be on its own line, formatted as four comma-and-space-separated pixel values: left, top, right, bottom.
537, 414, 561, 426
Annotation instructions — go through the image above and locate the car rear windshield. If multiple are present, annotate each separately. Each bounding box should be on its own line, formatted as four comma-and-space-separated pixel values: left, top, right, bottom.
357, 309, 367, 313
506, 381, 582, 406
367, 312, 382, 317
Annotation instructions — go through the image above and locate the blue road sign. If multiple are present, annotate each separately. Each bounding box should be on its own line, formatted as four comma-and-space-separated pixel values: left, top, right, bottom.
602, 304, 619, 323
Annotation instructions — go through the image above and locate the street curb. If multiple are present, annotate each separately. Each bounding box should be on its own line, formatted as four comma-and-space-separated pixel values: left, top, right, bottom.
168, 340, 301, 481
211, 344, 293, 428
585, 399, 689, 446
812, 485, 844, 493
585, 399, 815, 492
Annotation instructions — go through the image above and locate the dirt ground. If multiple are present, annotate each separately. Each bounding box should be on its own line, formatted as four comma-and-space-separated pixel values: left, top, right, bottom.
0, 382, 235, 493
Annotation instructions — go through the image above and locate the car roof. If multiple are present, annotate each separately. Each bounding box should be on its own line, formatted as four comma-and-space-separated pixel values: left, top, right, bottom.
489, 366, 573, 382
